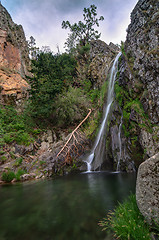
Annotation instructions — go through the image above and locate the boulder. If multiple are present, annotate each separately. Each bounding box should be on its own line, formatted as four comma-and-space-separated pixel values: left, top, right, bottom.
136, 152, 159, 224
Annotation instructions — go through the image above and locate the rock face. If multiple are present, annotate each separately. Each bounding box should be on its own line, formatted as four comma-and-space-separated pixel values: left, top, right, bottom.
125, 0, 159, 124
136, 152, 159, 224
0, 3, 30, 109
88, 40, 119, 88
103, 0, 159, 171
76, 40, 118, 90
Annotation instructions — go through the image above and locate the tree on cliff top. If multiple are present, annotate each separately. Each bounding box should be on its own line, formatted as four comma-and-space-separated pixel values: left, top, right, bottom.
62, 4, 104, 52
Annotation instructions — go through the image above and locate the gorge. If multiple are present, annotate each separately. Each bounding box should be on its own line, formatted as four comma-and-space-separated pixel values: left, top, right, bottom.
0, 0, 158, 239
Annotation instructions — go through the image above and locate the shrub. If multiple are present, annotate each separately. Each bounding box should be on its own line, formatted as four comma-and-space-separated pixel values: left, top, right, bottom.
14, 157, 23, 167
0, 105, 39, 146
53, 86, 90, 127
15, 169, 26, 181
1, 171, 16, 182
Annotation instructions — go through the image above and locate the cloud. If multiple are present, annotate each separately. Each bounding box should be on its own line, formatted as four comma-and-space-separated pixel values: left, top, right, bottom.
3, 0, 138, 52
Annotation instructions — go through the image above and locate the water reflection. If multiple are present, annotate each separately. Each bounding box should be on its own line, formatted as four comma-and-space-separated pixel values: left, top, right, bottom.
0, 172, 136, 240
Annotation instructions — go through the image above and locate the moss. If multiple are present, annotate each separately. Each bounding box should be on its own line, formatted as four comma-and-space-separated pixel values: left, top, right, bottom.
122, 124, 130, 137
120, 41, 126, 56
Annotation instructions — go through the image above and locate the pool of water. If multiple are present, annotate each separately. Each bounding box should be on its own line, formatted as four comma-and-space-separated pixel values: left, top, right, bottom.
0, 171, 136, 240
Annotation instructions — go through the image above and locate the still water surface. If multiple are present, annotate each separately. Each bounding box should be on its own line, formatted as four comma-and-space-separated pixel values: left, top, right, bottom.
0, 172, 136, 240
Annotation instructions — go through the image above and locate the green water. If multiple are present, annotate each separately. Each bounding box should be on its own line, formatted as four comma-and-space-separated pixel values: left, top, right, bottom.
0, 172, 136, 240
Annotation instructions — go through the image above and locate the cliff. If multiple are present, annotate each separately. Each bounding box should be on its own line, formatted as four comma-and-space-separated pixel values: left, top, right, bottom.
104, 0, 159, 171
0, 3, 30, 109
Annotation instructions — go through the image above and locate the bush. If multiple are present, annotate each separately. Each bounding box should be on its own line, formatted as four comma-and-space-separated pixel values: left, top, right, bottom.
14, 157, 23, 167
0, 105, 39, 146
15, 169, 26, 181
1, 171, 16, 182
53, 87, 90, 127
99, 194, 151, 240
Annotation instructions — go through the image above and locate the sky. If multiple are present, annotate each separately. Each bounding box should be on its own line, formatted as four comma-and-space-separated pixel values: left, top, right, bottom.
2, 0, 138, 53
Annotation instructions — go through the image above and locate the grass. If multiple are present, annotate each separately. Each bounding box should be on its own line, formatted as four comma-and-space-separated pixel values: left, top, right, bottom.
99, 194, 157, 240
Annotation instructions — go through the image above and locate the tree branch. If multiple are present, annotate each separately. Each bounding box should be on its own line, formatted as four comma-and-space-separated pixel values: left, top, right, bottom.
56, 108, 92, 158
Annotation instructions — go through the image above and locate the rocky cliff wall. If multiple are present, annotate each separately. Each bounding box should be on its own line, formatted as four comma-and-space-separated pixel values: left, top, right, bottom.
104, 0, 159, 171
76, 40, 118, 90
0, 3, 30, 109
125, 0, 159, 124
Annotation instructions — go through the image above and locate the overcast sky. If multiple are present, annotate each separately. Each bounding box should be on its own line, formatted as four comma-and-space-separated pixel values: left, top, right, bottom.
2, 0, 138, 53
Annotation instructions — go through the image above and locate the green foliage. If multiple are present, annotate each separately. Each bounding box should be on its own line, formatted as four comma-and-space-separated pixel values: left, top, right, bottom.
77, 43, 91, 56
14, 157, 23, 167
53, 87, 90, 127
1, 171, 16, 182
99, 194, 151, 240
29, 51, 77, 120
39, 160, 46, 166
0, 105, 38, 146
0, 150, 5, 155
15, 169, 26, 181
100, 80, 109, 104
120, 41, 126, 56
114, 80, 152, 139
62, 4, 104, 52
89, 88, 100, 103
0, 155, 7, 163
114, 81, 130, 107
9, 152, 16, 159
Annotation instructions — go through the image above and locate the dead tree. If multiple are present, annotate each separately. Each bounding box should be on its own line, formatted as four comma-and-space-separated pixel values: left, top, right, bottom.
56, 109, 92, 165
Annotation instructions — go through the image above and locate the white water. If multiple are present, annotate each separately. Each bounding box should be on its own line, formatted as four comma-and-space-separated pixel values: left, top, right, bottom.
85, 52, 122, 172
116, 115, 123, 172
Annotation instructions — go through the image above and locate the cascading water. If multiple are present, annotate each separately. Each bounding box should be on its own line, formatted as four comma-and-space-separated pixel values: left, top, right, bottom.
116, 115, 123, 172
85, 52, 122, 172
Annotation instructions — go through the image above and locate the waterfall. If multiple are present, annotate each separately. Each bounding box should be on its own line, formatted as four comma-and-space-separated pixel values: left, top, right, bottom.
116, 115, 123, 172
85, 52, 122, 172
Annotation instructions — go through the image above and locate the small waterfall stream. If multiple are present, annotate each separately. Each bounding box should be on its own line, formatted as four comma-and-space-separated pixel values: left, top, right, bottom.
85, 52, 122, 172
116, 115, 123, 172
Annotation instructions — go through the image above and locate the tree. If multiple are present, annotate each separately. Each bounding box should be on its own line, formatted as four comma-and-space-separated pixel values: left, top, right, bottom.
28, 36, 39, 59
62, 4, 104, 52
29, 51, 77, 121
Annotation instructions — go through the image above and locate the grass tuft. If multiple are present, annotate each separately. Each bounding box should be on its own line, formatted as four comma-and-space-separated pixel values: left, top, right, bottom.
99, 194, 155, 240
